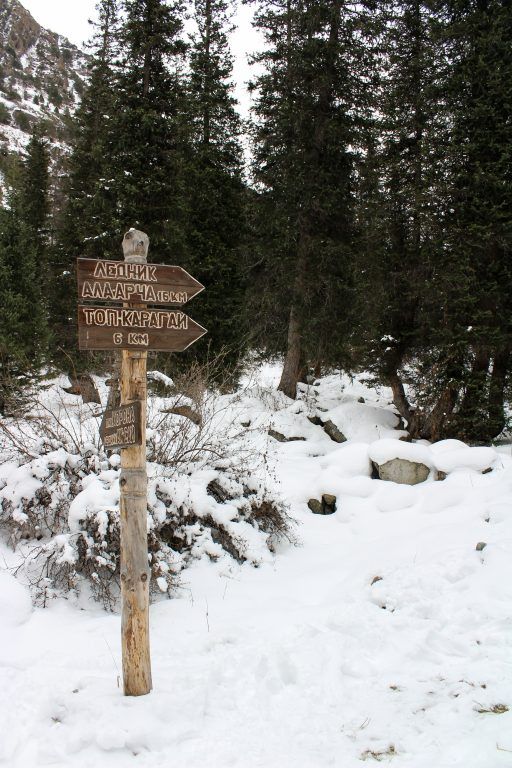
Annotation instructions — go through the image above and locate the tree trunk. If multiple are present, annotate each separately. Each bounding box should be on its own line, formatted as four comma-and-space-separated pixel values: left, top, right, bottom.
203, 0, 212, 146
278, 305, 303, 399
457, 346, 490, 425
421, 385, 458, 442
65, 373, 101, 404
387, 369, 418, 437
278, 2, 342, 400
488, 346, 510, 439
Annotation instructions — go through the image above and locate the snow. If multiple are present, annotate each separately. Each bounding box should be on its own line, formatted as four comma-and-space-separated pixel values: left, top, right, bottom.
369, 437, 435, 468
1, 368, 512, 767
431, 441, 497, 474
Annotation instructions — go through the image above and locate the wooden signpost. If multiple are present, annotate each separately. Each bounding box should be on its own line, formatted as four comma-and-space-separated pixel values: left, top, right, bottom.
77, 229, 206, 697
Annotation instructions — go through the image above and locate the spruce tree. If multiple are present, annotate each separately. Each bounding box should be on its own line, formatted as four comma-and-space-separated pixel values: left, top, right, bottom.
357, 1, 458, 439
62, 0, 121, 258
440, 0, 512, 440
107, 0, 188, 261
358, 0, 512, 442
247, 0, 370, 398
0, 137, 50, 410
52, 0, 121, 362
182, 0, 247, 370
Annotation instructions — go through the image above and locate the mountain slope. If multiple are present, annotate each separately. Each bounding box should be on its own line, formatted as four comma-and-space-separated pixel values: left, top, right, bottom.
0, 0, 88, 160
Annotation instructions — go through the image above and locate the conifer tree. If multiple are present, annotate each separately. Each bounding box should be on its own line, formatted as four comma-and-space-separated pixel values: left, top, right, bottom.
107, 0, 188, 261
0, 136, 50, 410
357, 0, 458, 439
62, 0, 121, 258
247, 0, 370, 398
182, 0, 247, 369
440, 0, 512, 440
52, 0, 121, 362
358, 0, 512, 441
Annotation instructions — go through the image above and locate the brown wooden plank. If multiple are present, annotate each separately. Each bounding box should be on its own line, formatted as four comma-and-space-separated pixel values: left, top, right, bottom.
100, 401, 142, 449
77, 258, 204, 306
78, 305, 207, 351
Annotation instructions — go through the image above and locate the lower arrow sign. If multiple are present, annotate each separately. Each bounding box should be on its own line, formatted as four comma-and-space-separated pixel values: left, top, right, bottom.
78, 305, 207, 351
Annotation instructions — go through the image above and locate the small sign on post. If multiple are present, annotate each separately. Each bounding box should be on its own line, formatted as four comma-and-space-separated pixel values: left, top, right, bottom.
100, 401, 142, 450
77, 229, 207, 697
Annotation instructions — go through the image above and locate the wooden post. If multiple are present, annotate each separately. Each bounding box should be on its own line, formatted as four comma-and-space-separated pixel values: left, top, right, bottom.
119, 228, 152, 696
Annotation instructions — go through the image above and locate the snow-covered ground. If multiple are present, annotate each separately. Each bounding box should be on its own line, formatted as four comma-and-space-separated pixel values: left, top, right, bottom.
1, 366, 512, 767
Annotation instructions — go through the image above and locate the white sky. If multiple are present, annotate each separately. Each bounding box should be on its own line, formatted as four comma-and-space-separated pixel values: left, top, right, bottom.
21, 0, 98, 48
19, 1, 261, 117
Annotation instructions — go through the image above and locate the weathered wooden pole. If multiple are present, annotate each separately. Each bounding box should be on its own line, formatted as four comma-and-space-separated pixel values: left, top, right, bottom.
119, 228, 152, 696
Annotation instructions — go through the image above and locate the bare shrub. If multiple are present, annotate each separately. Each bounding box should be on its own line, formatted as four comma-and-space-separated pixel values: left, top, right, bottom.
0, 359, 298, 609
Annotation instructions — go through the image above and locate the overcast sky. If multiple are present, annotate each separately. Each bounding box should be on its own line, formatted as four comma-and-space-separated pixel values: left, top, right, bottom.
20, 1, 260, 116
21, 0, 97, 48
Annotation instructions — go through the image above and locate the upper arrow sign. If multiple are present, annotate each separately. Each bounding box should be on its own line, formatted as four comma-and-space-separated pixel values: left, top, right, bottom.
77, 258, 204, 306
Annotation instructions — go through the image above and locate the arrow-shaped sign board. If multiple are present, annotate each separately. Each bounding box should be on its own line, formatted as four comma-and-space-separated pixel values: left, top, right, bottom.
77, 258, 204, 306
78, 305, 207, 351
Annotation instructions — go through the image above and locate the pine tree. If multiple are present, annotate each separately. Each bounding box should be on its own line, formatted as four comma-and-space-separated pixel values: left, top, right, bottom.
182, 0, 247, 370
107, 0, 188, 261
361, 0, 512, 441
247, 0, 370, 398
440, 0, 512, 440
0, 136, 50, 410
62, 0, 121, 258
356, 1, 460, 440
52, 0, 121, 363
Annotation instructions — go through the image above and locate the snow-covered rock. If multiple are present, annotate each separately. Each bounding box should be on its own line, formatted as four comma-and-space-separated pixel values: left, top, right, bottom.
369, 439, 434, 485
430, 440, 497, 474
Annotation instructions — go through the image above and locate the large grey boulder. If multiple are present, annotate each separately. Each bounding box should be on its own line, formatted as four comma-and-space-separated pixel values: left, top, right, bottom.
374, 458, 430, 485
369, 439, 433, 485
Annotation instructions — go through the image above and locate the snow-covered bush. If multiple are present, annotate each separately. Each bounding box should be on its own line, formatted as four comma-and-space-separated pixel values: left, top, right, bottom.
0, 371, 296, 609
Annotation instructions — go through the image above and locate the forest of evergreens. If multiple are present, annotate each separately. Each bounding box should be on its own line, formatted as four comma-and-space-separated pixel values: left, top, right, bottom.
0, 0, 511, 443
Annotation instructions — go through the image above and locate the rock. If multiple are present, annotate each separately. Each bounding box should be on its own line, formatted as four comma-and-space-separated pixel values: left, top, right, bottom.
322, 494, 337, 514
268, 429, 306, 443
436, 470, 447, 481
308, 499, 324, 515
432, 444, 497, 474
207, 479, 232, 504
240, 420, 251, 428
317, 407, 328, 412
371, 576, 383, 585
307, 415, 346, 445
374, 458, 430, 485
358, 396, 365, 404
308, 495, 336, 515
476, 542, 487, 551
323, 420, 347, 444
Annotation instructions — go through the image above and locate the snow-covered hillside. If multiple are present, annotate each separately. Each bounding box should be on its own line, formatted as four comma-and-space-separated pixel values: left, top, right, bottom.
0, 0, 87, 159
1, 366, 512, 767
